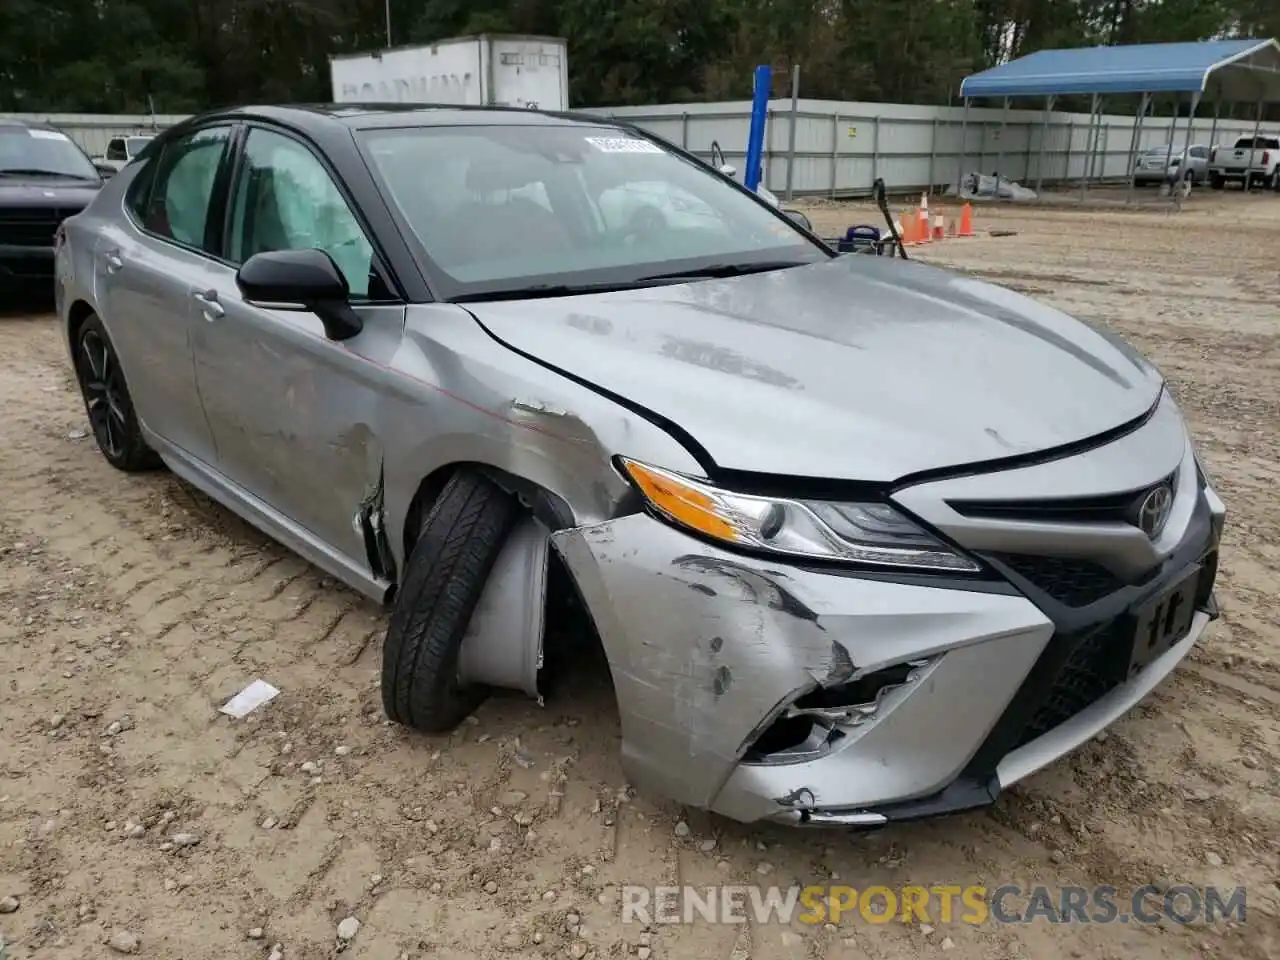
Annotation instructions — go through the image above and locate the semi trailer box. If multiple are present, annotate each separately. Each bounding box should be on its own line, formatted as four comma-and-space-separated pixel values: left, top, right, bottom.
329, 34, 569, 110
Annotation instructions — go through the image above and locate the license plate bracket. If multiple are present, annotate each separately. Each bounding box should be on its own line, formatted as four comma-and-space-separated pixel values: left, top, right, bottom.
1126, 565, 1201, 680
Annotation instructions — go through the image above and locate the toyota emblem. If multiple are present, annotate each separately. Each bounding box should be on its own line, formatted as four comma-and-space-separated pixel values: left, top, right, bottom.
1137, 485, 1173, 538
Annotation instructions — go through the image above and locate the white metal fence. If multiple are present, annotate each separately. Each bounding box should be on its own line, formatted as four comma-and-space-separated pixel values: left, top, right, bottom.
600, 99, 1263, 197
6, 102, 1263, 198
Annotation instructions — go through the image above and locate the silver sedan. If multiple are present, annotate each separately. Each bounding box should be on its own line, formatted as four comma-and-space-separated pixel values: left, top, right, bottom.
54, 105, 1225, 827
1132, 143, 1211, 184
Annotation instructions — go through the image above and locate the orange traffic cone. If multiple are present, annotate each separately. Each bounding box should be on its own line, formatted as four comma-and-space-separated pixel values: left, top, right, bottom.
916, 202, 931, 244
899, 212, 916, 245
957, 202, 975, 238
932, 214, 945, 240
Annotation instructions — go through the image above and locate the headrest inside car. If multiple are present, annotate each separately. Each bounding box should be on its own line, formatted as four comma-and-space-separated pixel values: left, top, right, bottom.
464, 156, 543, 194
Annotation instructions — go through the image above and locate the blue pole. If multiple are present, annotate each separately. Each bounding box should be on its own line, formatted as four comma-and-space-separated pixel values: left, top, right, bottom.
744, 64, 771, 192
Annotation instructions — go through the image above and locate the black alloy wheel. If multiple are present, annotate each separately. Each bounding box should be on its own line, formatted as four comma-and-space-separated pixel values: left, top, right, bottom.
72, 313, 161, 471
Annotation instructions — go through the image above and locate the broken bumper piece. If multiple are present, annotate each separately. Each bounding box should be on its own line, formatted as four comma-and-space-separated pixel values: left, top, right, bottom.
552, 513, 1058, 825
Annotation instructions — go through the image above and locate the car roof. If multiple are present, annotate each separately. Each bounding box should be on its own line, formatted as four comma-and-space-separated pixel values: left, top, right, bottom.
177, 103, 627, 135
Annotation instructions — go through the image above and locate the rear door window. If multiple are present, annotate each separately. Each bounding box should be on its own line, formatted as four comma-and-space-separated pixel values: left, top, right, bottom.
135, 125, 234, 253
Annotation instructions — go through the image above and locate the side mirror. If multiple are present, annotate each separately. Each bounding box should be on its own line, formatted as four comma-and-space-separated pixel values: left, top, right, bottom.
782, 209, 813, 232
236, 248, 363, 342
94, 162, 115, 178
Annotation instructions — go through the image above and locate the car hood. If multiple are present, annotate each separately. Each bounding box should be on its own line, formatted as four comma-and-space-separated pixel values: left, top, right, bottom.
0, 177, 102, 209
465, 256, 1163, 482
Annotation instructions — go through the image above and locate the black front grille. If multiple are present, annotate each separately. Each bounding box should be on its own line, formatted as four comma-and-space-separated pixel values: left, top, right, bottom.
1012, 620, 1129, 748
950, 494, 1221, 804
991, 553, 1123, 607
1010, 547, 1219, 751
0, 209, 66, 247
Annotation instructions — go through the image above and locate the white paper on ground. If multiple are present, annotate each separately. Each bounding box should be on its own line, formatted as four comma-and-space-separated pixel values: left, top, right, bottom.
219, 679, 280, 718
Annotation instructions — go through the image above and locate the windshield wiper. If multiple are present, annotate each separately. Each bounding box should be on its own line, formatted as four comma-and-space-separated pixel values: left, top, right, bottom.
637, 260, 813, 282
448, 260, 818, 303
0, 168, 98, 180
449, 280, 664, 303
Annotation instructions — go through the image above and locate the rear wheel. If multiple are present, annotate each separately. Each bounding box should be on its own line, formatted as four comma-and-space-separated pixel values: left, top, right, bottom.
71, 313, 161, 472
381, 470, 520, 732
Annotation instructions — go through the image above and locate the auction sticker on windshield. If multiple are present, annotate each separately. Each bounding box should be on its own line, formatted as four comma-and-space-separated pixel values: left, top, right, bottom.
585, 136, 664, 154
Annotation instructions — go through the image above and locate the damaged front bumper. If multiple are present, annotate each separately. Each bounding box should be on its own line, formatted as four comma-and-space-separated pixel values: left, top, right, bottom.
552, 514, 1056, 824
552, 497, 1220, 826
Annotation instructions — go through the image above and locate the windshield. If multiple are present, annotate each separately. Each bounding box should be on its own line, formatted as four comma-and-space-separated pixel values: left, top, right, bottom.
0, 126, 99, 179
358, 123, 829, 300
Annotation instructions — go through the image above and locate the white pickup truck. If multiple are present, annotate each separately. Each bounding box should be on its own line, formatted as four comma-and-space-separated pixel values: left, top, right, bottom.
1208, 135, 1280, 190
91, 133, 156, 176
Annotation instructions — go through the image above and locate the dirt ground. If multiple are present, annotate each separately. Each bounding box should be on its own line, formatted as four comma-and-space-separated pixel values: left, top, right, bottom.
2, 188, 1279, 960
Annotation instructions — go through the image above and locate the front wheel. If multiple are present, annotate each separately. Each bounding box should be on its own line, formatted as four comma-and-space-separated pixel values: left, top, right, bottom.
381, 470, 520, 732
1209, 173, 1225, 190
71, 313, 162, 472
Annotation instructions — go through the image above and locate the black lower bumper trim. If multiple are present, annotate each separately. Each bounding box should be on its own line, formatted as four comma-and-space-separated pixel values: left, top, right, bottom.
862, 777, 1000, 824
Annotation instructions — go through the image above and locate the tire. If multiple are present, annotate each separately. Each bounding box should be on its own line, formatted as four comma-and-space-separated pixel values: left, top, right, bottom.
381, 470, 521, 732
71, 312, 162, 472
1209, 174, 1225, 190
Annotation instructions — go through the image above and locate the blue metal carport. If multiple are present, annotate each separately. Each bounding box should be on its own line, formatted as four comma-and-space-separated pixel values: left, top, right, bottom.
955, 38, 1280, 200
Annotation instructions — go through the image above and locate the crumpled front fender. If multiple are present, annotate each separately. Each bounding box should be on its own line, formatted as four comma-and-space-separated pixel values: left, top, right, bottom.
552, 513, 1051, 818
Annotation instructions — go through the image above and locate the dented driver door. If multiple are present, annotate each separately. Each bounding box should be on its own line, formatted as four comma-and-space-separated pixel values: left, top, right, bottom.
191, 288, 404, 576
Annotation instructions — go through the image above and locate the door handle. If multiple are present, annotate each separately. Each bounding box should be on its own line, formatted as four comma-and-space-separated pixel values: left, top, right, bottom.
103, 251, 123, 273
192, 290, 225, 320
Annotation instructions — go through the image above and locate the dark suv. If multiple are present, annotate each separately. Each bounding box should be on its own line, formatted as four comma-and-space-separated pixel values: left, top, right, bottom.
0, 117, 104, 293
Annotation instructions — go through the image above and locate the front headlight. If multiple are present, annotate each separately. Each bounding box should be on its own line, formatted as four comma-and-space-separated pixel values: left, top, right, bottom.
619, 459, 980, 573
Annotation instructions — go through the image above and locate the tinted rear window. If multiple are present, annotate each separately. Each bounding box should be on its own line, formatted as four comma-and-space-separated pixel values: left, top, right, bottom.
1233, 136, 1280, 149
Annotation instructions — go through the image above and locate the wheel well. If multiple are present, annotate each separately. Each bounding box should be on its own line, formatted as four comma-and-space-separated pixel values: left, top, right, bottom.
67, 300, 95, 343
400, 463, 602, 702
401, 463, 576, 562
